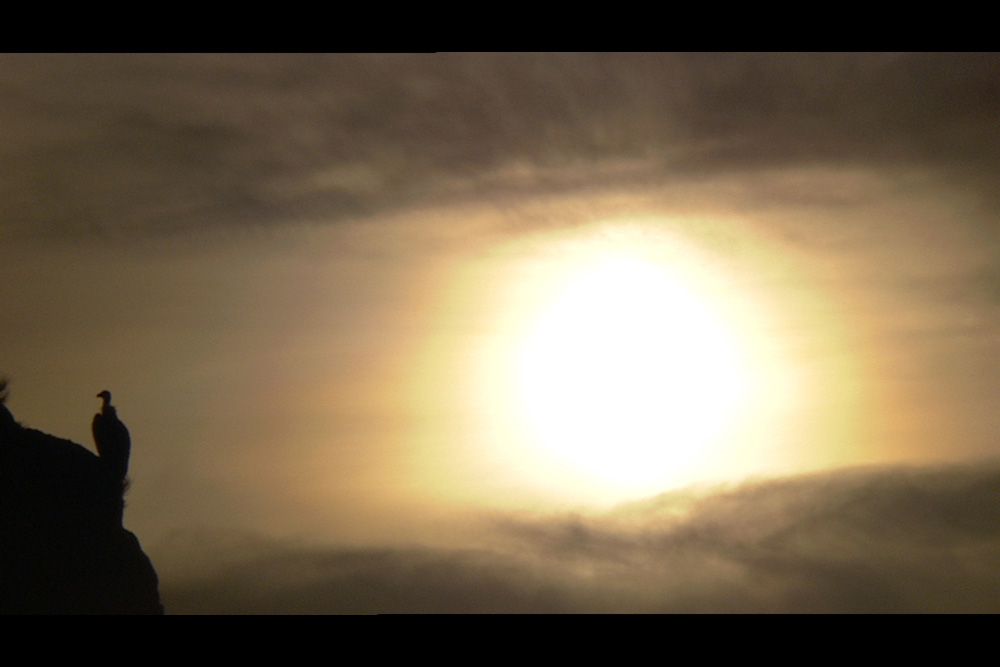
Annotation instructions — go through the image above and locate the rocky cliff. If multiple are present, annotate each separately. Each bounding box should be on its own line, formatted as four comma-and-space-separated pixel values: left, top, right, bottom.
0, 399, 163, 614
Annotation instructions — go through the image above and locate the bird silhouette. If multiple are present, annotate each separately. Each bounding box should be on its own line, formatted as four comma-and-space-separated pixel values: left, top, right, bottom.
92, 390, 131, 486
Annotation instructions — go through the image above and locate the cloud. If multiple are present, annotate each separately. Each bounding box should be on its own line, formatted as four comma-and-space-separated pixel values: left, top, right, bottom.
158, 461, 1000, 613
2, 53, 999, 239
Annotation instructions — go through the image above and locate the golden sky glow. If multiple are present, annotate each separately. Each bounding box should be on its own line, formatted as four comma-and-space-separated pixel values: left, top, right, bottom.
3, 54, 1000, 612
401, 207, 875, 511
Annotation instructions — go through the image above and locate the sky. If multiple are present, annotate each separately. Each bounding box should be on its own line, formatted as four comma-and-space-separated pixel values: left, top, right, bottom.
2, 52, 1000, 613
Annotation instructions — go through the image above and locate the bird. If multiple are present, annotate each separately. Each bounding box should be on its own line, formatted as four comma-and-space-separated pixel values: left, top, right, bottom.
92, 390, 131, 485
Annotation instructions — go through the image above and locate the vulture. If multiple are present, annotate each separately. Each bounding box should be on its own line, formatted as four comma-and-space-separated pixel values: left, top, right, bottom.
92, 390, 131, 484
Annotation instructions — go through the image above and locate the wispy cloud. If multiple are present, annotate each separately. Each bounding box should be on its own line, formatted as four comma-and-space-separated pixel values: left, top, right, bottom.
3, 53, 998, 239
158, 461, 1000, 613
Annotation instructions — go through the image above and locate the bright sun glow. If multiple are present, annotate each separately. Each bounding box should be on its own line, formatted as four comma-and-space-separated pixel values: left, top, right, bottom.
510, 254, 748, 489
408, 213, 867, 511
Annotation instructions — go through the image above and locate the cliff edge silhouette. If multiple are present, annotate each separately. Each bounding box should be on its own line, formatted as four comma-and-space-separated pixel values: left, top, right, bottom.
0, 387, 163, 614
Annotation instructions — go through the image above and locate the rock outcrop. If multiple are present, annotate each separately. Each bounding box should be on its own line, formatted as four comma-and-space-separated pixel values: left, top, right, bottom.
0, 398, 163, 614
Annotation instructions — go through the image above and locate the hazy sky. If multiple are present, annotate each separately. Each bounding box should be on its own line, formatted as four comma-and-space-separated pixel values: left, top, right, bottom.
3, 53, 1000, 613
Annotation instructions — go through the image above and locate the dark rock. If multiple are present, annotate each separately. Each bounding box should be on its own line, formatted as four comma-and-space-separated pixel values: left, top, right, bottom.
0, 401, 163, 614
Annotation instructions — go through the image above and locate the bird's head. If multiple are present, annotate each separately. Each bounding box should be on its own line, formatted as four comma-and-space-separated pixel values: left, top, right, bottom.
97, 390, 112, 409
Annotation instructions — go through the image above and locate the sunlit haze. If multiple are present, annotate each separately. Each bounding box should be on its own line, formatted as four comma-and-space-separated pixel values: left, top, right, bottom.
3, 53, 1000, 613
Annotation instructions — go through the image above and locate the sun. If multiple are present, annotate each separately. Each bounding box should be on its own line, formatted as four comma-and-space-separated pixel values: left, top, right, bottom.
407, 213, 865, 510
507, 252, 749, 492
